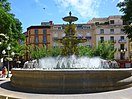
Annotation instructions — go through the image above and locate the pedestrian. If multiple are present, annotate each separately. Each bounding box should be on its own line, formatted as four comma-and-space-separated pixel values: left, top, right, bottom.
2, 66, 7, 78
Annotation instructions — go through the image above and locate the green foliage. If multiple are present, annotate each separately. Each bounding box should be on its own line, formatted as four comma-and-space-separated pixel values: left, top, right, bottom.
0, 0, 25, 58
48, 47, 61, 57
93, 41, 116, 60
30, 41, 116, 60
31, 46, 61, 59
64, 24, 76, 35
78, 41, 116, 60
31, 46, 48, 59
78, 46, 94, 57
117, 0, 132, 40
0, 0, 11, 12
12, 44, 26, 57
60, 23, 87, 56
123, 25, 132, 40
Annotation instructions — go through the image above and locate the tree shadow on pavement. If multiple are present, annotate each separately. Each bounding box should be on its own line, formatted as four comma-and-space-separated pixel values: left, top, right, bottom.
0, 81, 46, 94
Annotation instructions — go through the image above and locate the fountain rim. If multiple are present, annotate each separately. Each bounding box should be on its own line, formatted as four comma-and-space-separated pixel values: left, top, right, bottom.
12, 68, 132, 72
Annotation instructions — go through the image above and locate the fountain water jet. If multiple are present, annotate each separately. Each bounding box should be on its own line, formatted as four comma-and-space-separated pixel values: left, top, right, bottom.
11, 12, 132, 93
39, 55, 110, 69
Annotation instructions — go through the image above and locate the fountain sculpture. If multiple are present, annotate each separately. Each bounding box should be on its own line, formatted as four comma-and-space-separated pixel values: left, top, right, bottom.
56, 11, 87, 56
11, 12, 132, 93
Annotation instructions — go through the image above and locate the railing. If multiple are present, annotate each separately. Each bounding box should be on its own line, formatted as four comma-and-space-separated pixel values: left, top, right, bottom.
85, 36, 92, 39
118, 39, 127, 43
77, 36, 83, 39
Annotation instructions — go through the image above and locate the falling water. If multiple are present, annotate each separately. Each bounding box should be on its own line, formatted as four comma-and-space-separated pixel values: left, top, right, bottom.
38, 55, 116, 69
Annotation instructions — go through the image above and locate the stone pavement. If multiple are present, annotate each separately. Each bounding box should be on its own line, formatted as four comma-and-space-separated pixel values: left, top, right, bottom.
0, 78, 132, 99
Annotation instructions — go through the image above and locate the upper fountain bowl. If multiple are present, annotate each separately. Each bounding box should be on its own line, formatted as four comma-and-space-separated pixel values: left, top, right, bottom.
63, 11, 78, 23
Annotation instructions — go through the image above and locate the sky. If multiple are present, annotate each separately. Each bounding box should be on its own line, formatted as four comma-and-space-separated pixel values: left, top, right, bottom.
8, 0, 124, 32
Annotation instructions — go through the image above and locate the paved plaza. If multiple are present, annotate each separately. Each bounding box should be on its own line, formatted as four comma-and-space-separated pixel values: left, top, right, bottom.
0, 78, 132, 99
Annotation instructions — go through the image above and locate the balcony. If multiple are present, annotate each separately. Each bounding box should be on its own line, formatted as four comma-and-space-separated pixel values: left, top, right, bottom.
85, 36, 92, 39
77, 36, 83, 39
118, 39, 127, 43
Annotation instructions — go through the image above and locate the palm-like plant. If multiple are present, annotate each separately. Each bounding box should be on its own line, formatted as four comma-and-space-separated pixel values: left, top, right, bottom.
93, 41, 116, 60
78, 46, 94, 57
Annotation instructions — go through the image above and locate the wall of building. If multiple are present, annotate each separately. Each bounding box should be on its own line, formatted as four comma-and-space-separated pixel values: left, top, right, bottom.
24, 15, 130, 61
88, 15, 129, 60
26, 26, 51, 48
50, 24, 95, 48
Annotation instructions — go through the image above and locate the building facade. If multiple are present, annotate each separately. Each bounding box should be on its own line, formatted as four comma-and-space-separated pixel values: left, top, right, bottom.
25, 21, 53, 48
50, 23, 96, 48
88, 15, 129, 60
24, 15, 131, 63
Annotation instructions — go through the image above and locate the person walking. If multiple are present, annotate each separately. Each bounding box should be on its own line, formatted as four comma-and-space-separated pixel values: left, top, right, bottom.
2, 66, 7, 78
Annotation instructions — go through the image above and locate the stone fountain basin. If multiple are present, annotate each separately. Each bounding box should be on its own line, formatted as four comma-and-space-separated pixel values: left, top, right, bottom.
11, 68, 132, 93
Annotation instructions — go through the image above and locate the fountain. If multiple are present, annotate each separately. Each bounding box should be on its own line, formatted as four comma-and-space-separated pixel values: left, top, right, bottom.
11, 12, 132, 93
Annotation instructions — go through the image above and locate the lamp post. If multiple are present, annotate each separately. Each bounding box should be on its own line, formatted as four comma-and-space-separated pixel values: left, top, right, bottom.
120, 48, 127, 60
2, 45, 15, 78
7, 45, 11, 78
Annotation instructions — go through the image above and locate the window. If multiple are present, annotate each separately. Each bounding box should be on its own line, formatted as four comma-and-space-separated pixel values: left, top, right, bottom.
28, 31, 30, 35
110, 29, 114, 33
100, 29, 104, 34
123, 20, 128, 25
100, 37, 104, 43
35, 36, 39, 43
77, 26, 82, 29
58, 27, 61, 30
43, 36, 47, 43
95, 22, 99, 25
120, 44, 124, 49
43, 30, 47, 34
121, 36, 124, 40
83, 26, 90, 29
121, 29, 124, 33
120, 53, 125, 60
35, 30, 38, 35
110, 36, 114, 41
110, 20, 114, 24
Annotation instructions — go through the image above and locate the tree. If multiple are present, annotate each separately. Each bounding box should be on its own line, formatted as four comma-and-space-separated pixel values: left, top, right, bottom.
78, 46, 94, 57
93, 41, 116, 60
0, 0, 25, 58
31, 46, 61, 59
117, 0, 132, 40
78, 41, 116, 60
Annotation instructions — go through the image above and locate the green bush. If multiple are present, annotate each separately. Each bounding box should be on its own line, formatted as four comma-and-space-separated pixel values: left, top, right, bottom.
78, 41, 116, 60
31, 46, 61, 59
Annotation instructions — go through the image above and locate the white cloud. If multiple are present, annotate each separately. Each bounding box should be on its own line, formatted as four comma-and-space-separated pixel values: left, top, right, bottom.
54, 0, 105, 18
35, 0, 40, 3
118, 0, 124, 2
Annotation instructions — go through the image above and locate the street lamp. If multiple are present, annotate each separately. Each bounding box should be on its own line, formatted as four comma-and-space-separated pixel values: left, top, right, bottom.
119, 48, 127, 60
2, 50, 6, 55
2, 45, 15, 78
7, 45, 11, 78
